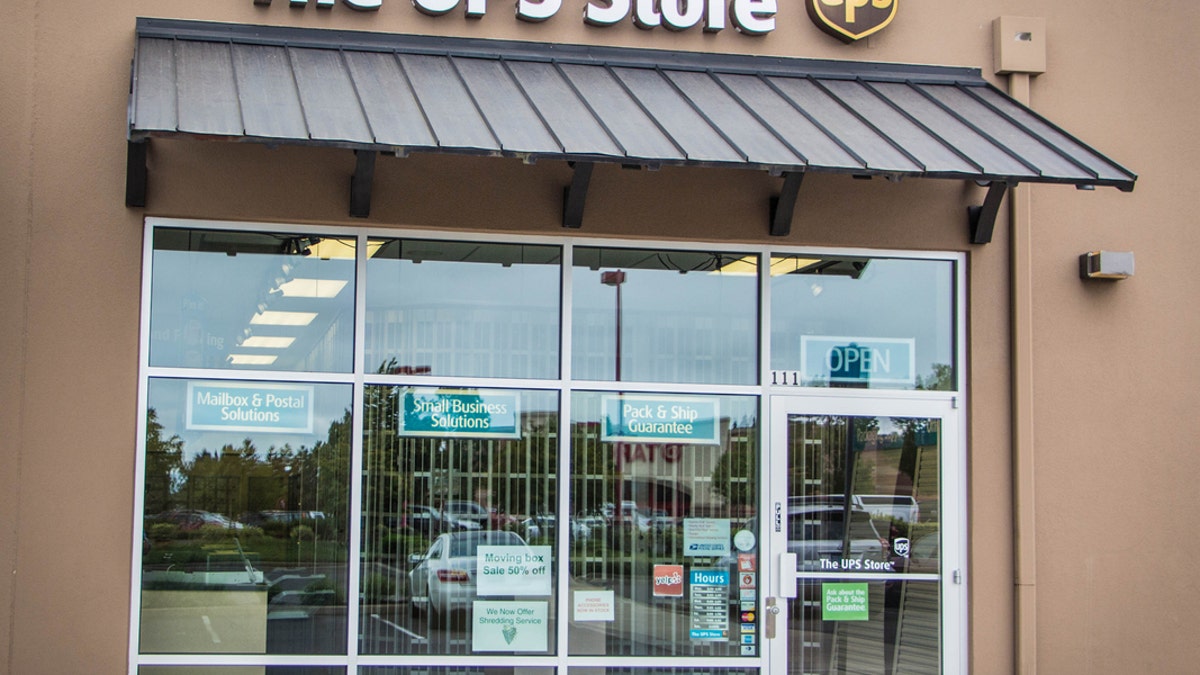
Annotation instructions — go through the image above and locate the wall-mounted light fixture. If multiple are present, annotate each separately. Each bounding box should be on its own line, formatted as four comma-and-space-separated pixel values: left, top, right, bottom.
1079, 251, 1135, 280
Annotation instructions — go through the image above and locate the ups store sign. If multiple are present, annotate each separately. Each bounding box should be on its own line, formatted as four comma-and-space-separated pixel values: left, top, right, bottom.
259, 0, 898, 40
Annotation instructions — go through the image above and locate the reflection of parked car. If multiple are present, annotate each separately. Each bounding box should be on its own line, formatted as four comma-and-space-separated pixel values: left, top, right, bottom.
521, 514, 556, 541
441, 500, 517, 530
400, 505, 480, 537
244, 510, 325, 528
571, 512, 606, 541
602, 501, 651, 533
408, 530, 527, 622
649, 509, 677, 530
153, 509, 245, 531
857, 495, 920, 524
789, 504, 888, 573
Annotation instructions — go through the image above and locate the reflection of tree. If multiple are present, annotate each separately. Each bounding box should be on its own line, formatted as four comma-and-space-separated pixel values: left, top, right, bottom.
789, 416, 879, 497
710, 445, 754, 509
364, 368, 559, 519
144, 408, 184, 516
150, 404, 352, 542
917, 363, 953, 391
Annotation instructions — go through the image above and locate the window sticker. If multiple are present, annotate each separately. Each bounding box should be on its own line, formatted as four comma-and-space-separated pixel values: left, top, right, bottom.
573, 590, 616, 621
653, 564, 685, 597
399, 389, 521, 439
822, 583, 870, 621
477, 546, 551, 597
473, 601, 549, 651
683, 518, 732, 557
186, 381, 314, 434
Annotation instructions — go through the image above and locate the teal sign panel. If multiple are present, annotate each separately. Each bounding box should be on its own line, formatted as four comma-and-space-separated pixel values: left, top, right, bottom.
399, 389, 520, 439
800, 336, 916, 386
601, 395, 720, 445
186, 381, 314, 434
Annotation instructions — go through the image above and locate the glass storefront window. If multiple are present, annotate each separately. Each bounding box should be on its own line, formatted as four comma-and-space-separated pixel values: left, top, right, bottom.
149, 228, 357, 373
568, 392, 759, 658
142, 662, 348, 667
138, 220, 963, 672
360, 387, 560, 656
365, 239, 562, 379
140, 378, 352, 655
571, 248, 758, 385
783, 413, 943, 674
769, 255, 956, 390
361, 669, 555, 675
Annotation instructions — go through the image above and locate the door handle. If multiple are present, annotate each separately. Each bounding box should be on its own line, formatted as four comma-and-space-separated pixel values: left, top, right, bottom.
779, 552, 797, 598
765, 597, 782, 639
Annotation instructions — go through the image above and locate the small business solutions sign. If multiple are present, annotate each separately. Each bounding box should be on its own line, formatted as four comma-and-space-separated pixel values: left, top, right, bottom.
256, 0, 897, 41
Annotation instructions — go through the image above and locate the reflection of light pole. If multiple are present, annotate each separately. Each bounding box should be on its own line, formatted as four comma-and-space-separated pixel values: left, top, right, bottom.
600, 270, 626, 381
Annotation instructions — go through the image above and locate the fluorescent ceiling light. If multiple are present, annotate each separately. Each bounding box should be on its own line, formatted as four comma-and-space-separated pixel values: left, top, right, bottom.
241, 336, 296, 349
277, 278, 348, 299
228, 354, 278, 365
714, 256, 824, 276
251, 310, 318, 326
770, 257, 823, 276
306, 238, 385, 260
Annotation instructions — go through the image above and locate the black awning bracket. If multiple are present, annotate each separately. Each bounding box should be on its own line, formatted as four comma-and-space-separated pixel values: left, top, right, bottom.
126, 139, 149, 208
769, 171, 805, 237
967, 180, 1012, 245
350, 149, 376, 218
562, 161, 595, 229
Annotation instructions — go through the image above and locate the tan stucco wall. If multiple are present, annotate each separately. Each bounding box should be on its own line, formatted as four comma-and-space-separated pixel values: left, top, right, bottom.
0, 1, 35, 671
2, 1, 1197, 673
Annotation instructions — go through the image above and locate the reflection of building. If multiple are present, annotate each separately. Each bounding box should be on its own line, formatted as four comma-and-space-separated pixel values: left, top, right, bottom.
573, 417, 757, 518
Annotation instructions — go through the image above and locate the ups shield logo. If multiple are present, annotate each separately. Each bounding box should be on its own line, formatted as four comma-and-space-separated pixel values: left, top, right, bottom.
807, 0, 898, 43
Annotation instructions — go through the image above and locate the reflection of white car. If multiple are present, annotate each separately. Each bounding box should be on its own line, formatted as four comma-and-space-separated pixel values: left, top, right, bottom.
789, 504, 888, 573
408, 530, 526, 622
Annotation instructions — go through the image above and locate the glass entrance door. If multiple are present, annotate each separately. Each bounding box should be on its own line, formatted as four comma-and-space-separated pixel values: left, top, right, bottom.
765, 397, 965, 674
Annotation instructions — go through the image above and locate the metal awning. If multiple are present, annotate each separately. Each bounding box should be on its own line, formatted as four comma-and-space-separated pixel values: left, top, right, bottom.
127, 17, 1136, 240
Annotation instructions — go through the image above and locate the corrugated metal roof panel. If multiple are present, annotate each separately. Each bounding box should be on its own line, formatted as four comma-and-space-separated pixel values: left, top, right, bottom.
867, 81, 1036, 178
452, 58, 562, 155
399, 53, 497, 151
129, 18, 1136, 191
713, 73, 861, 170
817, 80, 978, 175
667, 70, 806, 167
506, 60, 623, 157
767, 77, 920, 173
288, 47, 373, 144
613, 66, 744, 164
341, 51, 435, 148
232, 44, 308, 140
131, 38, 177, 133
557, 63, 684, 162
174, 40, 242, 137
972, 87, 1131, 184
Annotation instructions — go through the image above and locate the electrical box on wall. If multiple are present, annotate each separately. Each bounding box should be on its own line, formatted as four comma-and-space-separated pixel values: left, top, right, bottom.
994, 16, 1046, 75
1079, 251, 1135, 280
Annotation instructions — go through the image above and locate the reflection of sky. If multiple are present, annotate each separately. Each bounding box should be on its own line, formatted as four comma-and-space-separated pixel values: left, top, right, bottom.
149, 237, 953, 388
770, 259, 954, 386
149, 249, 355, 372
571, 266, 758, 384
364, 258, 560, 378
367, 258, 559, 310
147, 379, 353, 462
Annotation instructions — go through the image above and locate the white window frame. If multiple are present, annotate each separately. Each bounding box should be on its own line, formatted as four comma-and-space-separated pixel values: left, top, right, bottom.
128, 216, 967, 674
